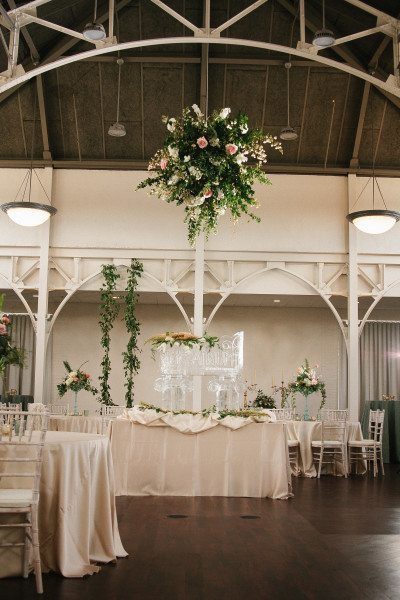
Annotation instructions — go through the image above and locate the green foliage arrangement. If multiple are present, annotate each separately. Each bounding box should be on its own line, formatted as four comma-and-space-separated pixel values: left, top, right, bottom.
123, 259, 143, 409
253, 389, 276, 409
137, 105, 282, 245
0, 294, 24, 385
57, 360, 98, 397
99, 264, 120, 406
146, 331, 219, 352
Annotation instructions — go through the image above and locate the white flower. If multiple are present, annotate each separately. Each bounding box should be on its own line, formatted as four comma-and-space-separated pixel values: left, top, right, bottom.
219, 108, 231, 119
69, 371, 77, 377
209, 137, 220, 147
168, 174, 180, 185
65, 378, 73, 386
239, 124, 249, 134
192, 104, 203, 117
165, 336, 173, 342
183, 155, 190, 162
236, 153, 248, 164
168, 145, 179, 159
188, 166, 202, 180
167, 118, 176, 132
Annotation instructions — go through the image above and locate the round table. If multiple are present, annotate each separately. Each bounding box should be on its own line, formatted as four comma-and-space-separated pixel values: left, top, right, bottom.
48, 415, 104, 434
285, 420, 364, 477
0, 431, 127, 578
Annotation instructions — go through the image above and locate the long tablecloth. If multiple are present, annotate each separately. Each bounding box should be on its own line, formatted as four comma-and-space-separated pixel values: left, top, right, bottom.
361, 401, 399, 463
109, 419, 292, 499
285, 421, 364, 477
48, 415, 104, 434
0, 431, 127, 579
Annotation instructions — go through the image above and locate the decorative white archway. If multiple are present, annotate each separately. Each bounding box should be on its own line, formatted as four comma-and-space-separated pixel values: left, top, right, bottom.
0, 271, 36, 328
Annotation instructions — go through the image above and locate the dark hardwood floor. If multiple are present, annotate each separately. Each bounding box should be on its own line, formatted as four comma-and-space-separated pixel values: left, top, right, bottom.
2, 467, 400, 600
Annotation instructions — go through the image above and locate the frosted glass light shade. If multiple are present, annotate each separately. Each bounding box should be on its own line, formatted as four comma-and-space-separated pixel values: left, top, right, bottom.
312, 29, 335, 48
347, 210, 400, 235
1, 202, 57, 226
83, 22, 106, 41
108, 122, 126, 137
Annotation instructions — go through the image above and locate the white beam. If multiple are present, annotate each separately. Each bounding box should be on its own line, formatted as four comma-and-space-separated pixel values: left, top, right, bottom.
334, 24, 393, 47
347, 174, 359, 421
299, 0, 305, 44
20, 14, 88, 42
211, 0, 267, 35
109, 0, 115, 39
342, 0, 397, 24
149, 0, 201, 34
0, 36, 399, 97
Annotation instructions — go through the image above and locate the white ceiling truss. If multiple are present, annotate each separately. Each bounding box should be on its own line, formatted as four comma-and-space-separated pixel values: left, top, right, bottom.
0, 0, 399, 98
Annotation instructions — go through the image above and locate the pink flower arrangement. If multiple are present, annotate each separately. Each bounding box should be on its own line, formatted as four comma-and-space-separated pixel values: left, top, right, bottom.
1, 315, 10, 325
197, 136, 208, 149
225, 143, 238, 155
0, 323, 7, 335
160, 158, 168, 170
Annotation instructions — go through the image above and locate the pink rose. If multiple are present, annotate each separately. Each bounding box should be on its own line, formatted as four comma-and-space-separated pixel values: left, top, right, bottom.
311, 379, 317, 385
0, 324, 7, 335
197, 136, 208, 149
226, 143, 238, 155
160, 158, 168, 170
203, 190, 213, 198
2, 315, 10, 325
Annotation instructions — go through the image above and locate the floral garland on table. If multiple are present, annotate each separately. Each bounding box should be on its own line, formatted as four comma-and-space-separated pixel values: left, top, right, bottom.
0, 294, 25, 386
57, 361, 98, 397
137, 402, 273, 420
288, 359, 326, 410
137, 105, 282, 245
146, 331, 219, 352
123, 259, 143, 409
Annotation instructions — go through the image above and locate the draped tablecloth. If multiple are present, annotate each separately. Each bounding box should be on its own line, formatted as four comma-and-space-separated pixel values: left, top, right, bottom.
109, 419, 292, 500
285, 421, 364, 477
0, 431, 127, 579
361, 401, 399, 463
48, 415, 104, 434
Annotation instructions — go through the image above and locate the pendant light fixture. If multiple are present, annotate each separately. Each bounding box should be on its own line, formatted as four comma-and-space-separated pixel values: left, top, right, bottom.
1, 91, 57, 227
280, 62, 298, 141
313, 0, 335, 48
83, 0, 106, 41
347, 94, 400, 234
108, 58, 126, 137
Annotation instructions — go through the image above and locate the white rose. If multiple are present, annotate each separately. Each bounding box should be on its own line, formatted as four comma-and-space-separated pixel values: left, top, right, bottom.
183, 155, 190, 162
219, 108, 231, 119
168, 174, 180, 186
167, 118, 176, 132
239, 124, 249, 134
69, 371, 77, 377
192, 104, 202, 117
168, 145, 179, 159
65, 378, 73, 386
236, 153, 248, 165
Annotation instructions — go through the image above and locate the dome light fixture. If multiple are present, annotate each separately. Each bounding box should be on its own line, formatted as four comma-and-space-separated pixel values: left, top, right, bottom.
108, 58, 126, 137
346, 209, 400, 235
1, 201, 56, 226
280, 62, 298, 141
313, 1, 335, 48
83, 0, 106, 41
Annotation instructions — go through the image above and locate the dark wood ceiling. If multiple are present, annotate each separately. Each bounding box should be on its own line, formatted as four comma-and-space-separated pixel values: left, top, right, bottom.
0, 0, 399, 175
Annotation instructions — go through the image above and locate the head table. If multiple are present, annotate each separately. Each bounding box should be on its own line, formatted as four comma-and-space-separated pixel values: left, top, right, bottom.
48, 414, 104, 434
0, 431, 127, 579
109, 415, 293, 500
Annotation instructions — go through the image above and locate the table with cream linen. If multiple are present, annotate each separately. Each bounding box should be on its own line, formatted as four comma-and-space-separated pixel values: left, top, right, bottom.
0, 431, 127, 579
48, 414, 104, 434
285, 420, 364, 477
109, 419, 292, 499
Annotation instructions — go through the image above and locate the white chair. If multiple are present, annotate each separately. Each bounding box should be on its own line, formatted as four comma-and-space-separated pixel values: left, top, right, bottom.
348, 409, 385, 477
101, 406, 124, 416
312, 411, 348, 478
268, 408, 294, 421
288, 439, 300, 473
48, 404, 68, 416
0, 402, 7, 409
0, 410, 49, 594
6, 403, 22, 412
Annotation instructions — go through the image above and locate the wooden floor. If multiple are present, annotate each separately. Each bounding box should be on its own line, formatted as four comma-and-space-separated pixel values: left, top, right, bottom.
2, 467, 400, 600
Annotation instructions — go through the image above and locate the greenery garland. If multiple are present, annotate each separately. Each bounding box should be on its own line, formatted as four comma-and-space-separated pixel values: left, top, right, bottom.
123, 259, 143, 408
98, 264, 120, 405
137, 401, 274, 420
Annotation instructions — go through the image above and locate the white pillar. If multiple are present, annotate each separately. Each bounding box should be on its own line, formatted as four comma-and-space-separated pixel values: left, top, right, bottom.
347, 174, 359, 420
34, 167, 53, 404
192, 233, 205, 411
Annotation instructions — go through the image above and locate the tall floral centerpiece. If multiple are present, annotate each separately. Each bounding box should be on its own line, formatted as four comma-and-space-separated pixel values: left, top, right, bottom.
288, 360, 326, 421
57, 361, 98, 415
0, 294, 24, 393
137, 105, 282, 245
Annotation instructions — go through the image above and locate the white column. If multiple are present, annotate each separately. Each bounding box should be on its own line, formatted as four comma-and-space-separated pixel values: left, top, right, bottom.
347, 174, 359, 420
192, 233, 205, 411
34, 167, 52, 404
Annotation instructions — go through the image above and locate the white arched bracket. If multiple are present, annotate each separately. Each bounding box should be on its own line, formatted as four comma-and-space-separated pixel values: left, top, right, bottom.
0, 271, 36, 330
358, 276, 400, 336
0, 35, 399, 99
204, 266, 348, 347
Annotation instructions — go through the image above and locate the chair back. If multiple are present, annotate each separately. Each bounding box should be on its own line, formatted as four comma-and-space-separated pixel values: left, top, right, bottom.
48, 404, 68, 416
268, 408, 293, 420
0, 410, 49, 505
101, 405, 124, 417
369, 409, 385, 443
7, 403, 22, 412
319, 409, 348, 422
0, 402, 7, 409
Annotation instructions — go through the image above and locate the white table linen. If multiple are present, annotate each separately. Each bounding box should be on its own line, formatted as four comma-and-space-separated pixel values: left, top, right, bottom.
285, 421, 364, 477
48, 415, 104, 434
110, 419, 292, 499
0, 431, 127, 579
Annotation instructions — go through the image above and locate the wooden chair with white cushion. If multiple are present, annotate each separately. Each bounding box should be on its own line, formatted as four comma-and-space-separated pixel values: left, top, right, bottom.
312, 411, 348, 478
348, 409, 385, 477
0, 410, 49, 594
48, 404, 68, 416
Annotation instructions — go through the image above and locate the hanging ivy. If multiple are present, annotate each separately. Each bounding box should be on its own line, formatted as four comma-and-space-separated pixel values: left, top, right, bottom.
123, 259, 143, 408
99, 264, 120, 405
